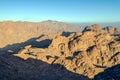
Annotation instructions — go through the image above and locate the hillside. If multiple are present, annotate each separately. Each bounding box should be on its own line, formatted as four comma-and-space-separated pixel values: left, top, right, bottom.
0, 20, 82, 48
0, 22, 120, 80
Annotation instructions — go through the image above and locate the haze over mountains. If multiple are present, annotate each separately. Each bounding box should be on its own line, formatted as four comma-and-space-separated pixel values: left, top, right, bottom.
0, 20, 120, 80
0, 20, 83, 47
0, 20, 83, 54
73, 22, 120, 28
0, 20, 119, 48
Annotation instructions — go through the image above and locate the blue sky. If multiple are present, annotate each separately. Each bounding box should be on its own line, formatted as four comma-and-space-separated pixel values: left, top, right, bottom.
0, 0, 120, 23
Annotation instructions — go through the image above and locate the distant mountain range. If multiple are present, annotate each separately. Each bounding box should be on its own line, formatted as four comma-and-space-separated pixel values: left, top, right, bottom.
0, 20, 120, 49
0, 20, 82, 50
0, 22, 120, 80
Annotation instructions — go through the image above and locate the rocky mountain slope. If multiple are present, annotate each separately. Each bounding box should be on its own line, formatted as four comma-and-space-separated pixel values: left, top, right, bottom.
0, 23, 120, 80
0, 20, 83, 57
0, 20, 82, 48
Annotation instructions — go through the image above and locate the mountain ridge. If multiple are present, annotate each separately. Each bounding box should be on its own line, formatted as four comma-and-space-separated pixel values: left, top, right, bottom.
0, 21, 120, 80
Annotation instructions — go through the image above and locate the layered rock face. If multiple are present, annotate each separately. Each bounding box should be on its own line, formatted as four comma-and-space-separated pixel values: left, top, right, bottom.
14, 25, 120, 79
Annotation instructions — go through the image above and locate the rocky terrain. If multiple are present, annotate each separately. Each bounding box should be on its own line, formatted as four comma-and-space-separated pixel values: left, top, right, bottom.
0, 20, 82, 48
0, 22, 120, 80
0, 20, 82, 55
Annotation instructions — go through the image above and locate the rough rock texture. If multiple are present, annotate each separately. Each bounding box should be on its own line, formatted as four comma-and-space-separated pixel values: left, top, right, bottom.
83, 24, 103, 32
0, 24, 120, 80
104, 26, 115, 34
0, 21, 82, 48
83, 24, 120, 35
14, 25, 120, 79
0, 56, 89, 80
104, 26, 120, 34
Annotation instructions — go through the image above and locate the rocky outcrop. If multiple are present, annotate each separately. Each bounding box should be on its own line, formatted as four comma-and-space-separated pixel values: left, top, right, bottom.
83, 24, 120, 35
83, 24, 104, 32
0, 23, 120, 79
0, 20, 82, 48
105, 26, 120, 35
104, 26, 115, 34
14, 25, 120, 79
0, 56, 89, 80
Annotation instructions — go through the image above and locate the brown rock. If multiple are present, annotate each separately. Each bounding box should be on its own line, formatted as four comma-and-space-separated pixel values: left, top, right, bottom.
3, 25, 120, 79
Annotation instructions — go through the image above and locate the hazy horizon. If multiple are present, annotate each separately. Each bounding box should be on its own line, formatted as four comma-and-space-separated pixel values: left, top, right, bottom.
0, 20, 120, 28
0, 0, 120, 23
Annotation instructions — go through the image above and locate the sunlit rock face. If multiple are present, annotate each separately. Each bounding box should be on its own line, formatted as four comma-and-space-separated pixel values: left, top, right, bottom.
0, 23, 120, 79
14, 25, 120, 79
0, 21, 82, 48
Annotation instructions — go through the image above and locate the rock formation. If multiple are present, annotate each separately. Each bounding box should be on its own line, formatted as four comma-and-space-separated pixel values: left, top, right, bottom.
0, 56, 89, 80
83, 24, 103, 32
83, 24, 120, 34
0, 20, 82, 48
0, 23, 120, 80
14, 25, 120, 79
